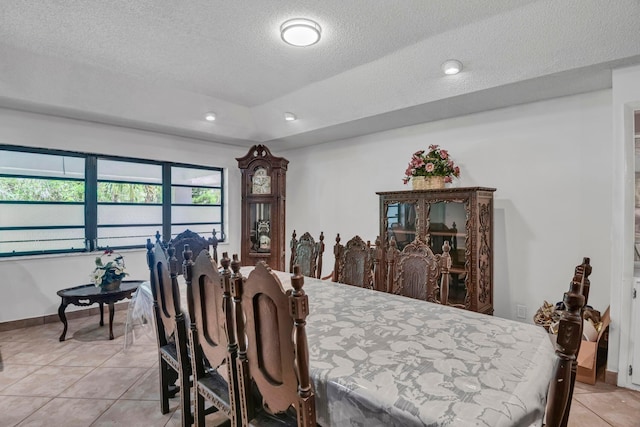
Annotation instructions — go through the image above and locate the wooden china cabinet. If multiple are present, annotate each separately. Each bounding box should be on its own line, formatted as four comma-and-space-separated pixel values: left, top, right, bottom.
377, 187, 496, 314
237, 145, 288, 270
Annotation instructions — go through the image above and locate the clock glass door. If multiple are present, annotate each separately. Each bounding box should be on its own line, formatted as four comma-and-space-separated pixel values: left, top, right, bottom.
250, 203, 271, 253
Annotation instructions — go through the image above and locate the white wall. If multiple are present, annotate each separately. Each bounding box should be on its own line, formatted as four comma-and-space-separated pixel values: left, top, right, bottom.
284, 90, 613, 325
0, 108, 245, 323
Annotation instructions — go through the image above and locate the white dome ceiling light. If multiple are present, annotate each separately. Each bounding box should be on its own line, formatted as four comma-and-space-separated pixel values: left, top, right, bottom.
441, 59, 463, 75
280, 18, 321, 47
284, 112, 297, 121
204, 112, 216, 121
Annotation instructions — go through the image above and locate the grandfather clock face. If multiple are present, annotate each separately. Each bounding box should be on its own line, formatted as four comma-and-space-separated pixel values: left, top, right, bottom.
251, 167, 271, 194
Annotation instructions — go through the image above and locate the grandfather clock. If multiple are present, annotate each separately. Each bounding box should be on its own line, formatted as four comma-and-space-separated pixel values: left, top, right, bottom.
237, 145, 288, 270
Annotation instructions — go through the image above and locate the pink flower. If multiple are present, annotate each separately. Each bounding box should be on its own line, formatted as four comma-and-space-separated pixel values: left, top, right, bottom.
454, 166, 460, 176
405, 166, 414, 176
440, 150, 448, 159
425, 163, 435, 173
403, 177, 410, 184
414, 150, 425, 156
444, 176, 452, 183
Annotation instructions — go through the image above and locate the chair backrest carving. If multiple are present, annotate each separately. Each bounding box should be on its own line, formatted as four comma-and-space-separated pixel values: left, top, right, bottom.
385, 236, 451, 303
184, 246, 229, 369
236, 262, 316, 426
290, 230, 324, 279
332, 234, 375, 289
170, 229, 210, 275
147, 240, 181, 341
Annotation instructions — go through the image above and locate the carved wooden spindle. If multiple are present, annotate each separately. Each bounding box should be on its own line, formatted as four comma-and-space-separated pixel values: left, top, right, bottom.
560, 257, 592, 427
317, 231, 325, 279
332, 233, 342, 282
373, 236, 385, 292
210, 228, 220, 264
289, 265, 317, 426
231, 254, 253, 425
546, 288, 585, 427
386, 236, 399, 294
289, 230, 298, 273
439, 241, 452, 305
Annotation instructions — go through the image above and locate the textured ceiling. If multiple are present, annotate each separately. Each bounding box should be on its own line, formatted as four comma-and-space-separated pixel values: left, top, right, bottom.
1, 0, 640, 151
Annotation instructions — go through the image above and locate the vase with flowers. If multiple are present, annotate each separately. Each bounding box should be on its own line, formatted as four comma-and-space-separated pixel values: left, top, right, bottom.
402, 145, 460, 190
91, 249, 128, 291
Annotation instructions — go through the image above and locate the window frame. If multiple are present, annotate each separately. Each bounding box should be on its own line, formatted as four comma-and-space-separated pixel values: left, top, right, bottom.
0, 144, 226, 257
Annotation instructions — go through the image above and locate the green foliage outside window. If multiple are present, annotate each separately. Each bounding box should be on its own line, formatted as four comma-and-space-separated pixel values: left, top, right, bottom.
191, 188, 220, 205
98, 182, 162, 203
0, 177, 84, 202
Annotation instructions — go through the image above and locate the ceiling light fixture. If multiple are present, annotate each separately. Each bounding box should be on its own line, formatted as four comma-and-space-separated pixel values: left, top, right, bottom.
280, 18, 321, 47
204, 112, 216, 121
441, 59, 463, 75
284, 112, 297, 121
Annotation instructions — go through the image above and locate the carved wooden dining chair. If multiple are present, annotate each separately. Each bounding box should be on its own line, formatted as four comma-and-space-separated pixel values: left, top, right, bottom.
545, 257, 591, 427
234, 262, 316, 426
183, 247, 240, 426
146, 239, 192, 426
289, 230, 324, 279
385, 236, 451, 303
331, 234, 375, 289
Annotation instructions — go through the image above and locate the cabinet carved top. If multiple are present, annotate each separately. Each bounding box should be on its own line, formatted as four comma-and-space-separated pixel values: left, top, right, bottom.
376, 187, 496, 196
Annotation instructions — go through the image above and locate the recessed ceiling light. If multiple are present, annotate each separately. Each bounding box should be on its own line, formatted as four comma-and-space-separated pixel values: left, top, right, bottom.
441, 59, 463, 75
280, 18, 321, 47
204, 112, 216, 121
284, 112, 297, 121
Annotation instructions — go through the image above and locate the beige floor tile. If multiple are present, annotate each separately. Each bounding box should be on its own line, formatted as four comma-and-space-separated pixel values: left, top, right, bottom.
167, 407, 229, 427
575, 380, 621, 394
0, 342, 32, 360
120, 367, 160, 401
59, 367, 147, 399
16, 397, 114, 427
0, 364, 41, 392
101, 345, 157, 368
0, 395, 50, 427
92, 399, 175, 427
575, 390, 640, 427
68, 320, 128, 343
0, 365, 93, 397
4, 340, 80, 366
567, 400, 612, 426
48, 343, 120, 367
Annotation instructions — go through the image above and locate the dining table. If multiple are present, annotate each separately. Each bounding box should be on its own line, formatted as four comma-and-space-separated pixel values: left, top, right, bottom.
127, 266, 555, 427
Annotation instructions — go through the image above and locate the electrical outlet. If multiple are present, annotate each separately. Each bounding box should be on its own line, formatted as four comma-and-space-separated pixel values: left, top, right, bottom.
516, 304, 527, 319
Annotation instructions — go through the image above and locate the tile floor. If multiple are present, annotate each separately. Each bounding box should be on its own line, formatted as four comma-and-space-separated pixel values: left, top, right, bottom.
1, 310, 639, 426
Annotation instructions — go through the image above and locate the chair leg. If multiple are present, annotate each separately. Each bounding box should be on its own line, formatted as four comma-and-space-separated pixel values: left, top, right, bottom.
194, 388, 206, 427
180, 370, 192, 425
159, 358, 171, 414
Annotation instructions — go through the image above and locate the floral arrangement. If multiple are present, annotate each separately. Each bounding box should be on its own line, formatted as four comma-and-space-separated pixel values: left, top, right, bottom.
402, 145, 460, 184
91, 249, 128, 288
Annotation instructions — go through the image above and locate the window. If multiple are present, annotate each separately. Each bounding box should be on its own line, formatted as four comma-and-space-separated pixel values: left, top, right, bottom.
0, 148, 86, 255
0, 145, 225, 257
170, 166, 223, 241
97, 159, 163, 248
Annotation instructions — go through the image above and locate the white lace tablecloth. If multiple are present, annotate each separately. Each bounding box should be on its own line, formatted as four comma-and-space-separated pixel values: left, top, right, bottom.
127, 268, 555, 427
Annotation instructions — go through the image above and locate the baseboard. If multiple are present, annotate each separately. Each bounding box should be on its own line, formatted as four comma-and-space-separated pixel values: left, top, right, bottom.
0, 302, 130, 332
605, 370, 618, 386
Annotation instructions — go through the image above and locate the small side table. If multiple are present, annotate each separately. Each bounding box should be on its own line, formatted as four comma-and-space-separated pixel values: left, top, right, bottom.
57, 280, 142, 341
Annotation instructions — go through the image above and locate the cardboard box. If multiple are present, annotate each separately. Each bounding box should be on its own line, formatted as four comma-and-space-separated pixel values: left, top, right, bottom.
576, 306, 610, 385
